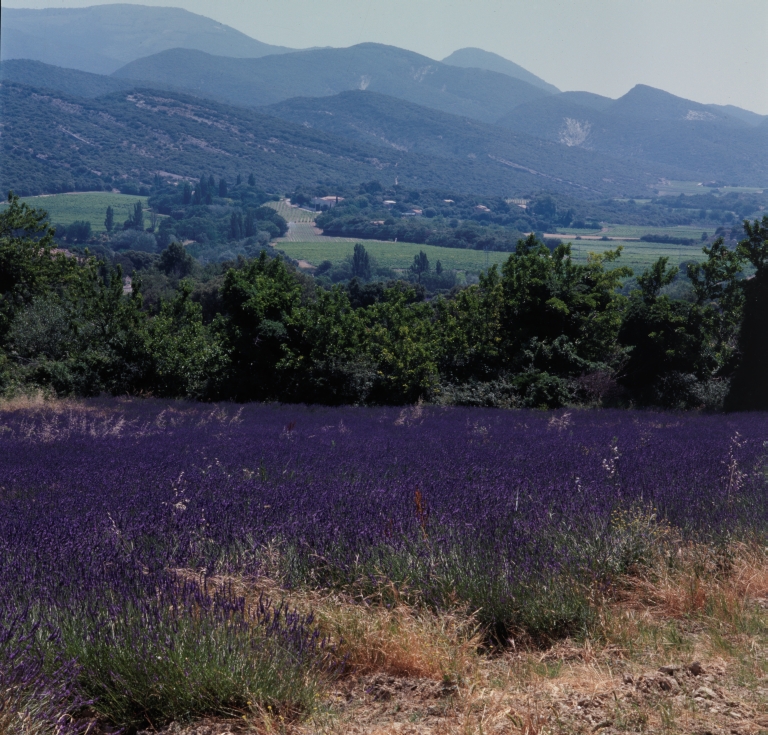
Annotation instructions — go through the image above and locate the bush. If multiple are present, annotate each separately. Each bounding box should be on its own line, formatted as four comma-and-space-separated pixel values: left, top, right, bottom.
57, 576, 326, 729
110, 230, 158, 252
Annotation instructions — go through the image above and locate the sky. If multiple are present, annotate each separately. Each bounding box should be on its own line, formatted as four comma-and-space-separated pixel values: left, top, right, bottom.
5, 0, 768, 114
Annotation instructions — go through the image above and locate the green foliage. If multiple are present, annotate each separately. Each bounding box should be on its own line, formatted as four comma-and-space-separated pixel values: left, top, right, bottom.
158, 242, 194, 277
124, 200, 144, 230
351, 243, 371, 281
56, 591, 321, 729
410, 250, 430, 282
104, 205, 114, 232
726, 217, 768, 411
0, 192, 79, 339
145, 282, 222, 398
2, 196, 763, 410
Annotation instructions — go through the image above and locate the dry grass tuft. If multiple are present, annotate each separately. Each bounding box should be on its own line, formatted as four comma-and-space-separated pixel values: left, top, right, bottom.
314, 596, 481, 681
619, 541, 768, 624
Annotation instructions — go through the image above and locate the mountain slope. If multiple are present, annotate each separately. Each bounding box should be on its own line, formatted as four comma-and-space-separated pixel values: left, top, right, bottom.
558, 91, 614, 112
606, 84, 744, 126
0, 5, 295, 75
264, 90, 690, 190
0, 59, 148, 99
496, 86, 768, 185
442, 47, 560, 94
0, 82, 672, 198
708, 104, 766, 127
112, 44, 552, 124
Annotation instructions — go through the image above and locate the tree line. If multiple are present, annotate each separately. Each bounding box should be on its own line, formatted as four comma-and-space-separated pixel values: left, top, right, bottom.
2, 193, 767, 410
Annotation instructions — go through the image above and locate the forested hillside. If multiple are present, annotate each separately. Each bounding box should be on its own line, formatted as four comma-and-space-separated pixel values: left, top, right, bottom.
497, 85, 768, 185
0, 82, 675, 197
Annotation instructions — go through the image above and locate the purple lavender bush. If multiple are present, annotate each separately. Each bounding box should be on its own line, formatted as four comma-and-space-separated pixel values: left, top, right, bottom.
0, 610, 87, 734
1, 401, 766, 727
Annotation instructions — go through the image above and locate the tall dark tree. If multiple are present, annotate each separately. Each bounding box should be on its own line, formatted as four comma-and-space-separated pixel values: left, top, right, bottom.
236, 173, 242, 186
725, 217, 768, 411
182, 182, 192, 205
411, 250, 430, 283
218, 178, 228, 198
351, 243, 371, 281
248, 173, 256, 187
124, 201, 144, 230
230, 211, 244, 240
104, 205, 114, 233
158, 242, 194, 277
244, 210, 256, 238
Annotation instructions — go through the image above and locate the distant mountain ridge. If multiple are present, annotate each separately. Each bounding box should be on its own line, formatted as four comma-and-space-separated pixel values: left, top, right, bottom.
111, 44, 553, 124
3, 56, 765, 187
442, 48, 560, 94
496, 84, 768, 185
0, 59, 154, 98
0, 4, 296, 74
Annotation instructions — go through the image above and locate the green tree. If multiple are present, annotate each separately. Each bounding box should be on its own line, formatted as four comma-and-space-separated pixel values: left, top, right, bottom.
410, 250, 430, 283
215, 252, 304, 401
124, 201, 144, 230
351, 243, 371, 281
726, 216, 768, 410
0, 192, 80, 340
230, 211, 244, 240
158, 242, 194, 278
182, 183, 192, 205
104, 206, 114, 233
497, 235, 631, 406
66, 220, 92, 243
248, 173, 256, 187
618, 257, 713, 406
218, 178, 228, 198
145, 281, 220, 398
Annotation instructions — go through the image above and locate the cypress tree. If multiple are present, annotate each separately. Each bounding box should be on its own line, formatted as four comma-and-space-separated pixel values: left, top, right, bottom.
725, 274, 768, 410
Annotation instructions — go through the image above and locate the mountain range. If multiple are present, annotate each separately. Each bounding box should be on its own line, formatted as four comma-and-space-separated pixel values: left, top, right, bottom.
112, 44, 552, 125
0, 82, 678, 198
0, 4, 295, 74
0, 3, 766, 196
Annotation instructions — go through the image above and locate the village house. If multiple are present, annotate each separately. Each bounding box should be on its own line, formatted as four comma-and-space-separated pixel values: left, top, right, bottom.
311, 195, 344, 209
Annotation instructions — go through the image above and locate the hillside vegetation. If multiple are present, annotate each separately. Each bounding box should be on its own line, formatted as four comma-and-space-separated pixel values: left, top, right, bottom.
497, 85, 768, 186
1, 82, 674, 198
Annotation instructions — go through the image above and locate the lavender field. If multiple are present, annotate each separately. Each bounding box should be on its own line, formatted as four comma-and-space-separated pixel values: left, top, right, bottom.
2, 400, 768, 731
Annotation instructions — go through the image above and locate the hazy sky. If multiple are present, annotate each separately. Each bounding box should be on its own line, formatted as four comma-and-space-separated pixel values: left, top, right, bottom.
6, 0, 768, 113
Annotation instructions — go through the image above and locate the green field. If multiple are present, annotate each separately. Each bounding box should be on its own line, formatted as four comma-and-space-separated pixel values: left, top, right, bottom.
655, 180, 764, 196
277, 236, 707, 277
1, 192, 149, 232
566, 238, 706, 273
601, 224, 711, 239
275, 240, 511, 273
265, 200, 317, 223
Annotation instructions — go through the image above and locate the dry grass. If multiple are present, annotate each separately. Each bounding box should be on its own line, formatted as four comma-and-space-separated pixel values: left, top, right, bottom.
314, 595, 481, 681
137, 545, 768, 733
618, 542, 768, 623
